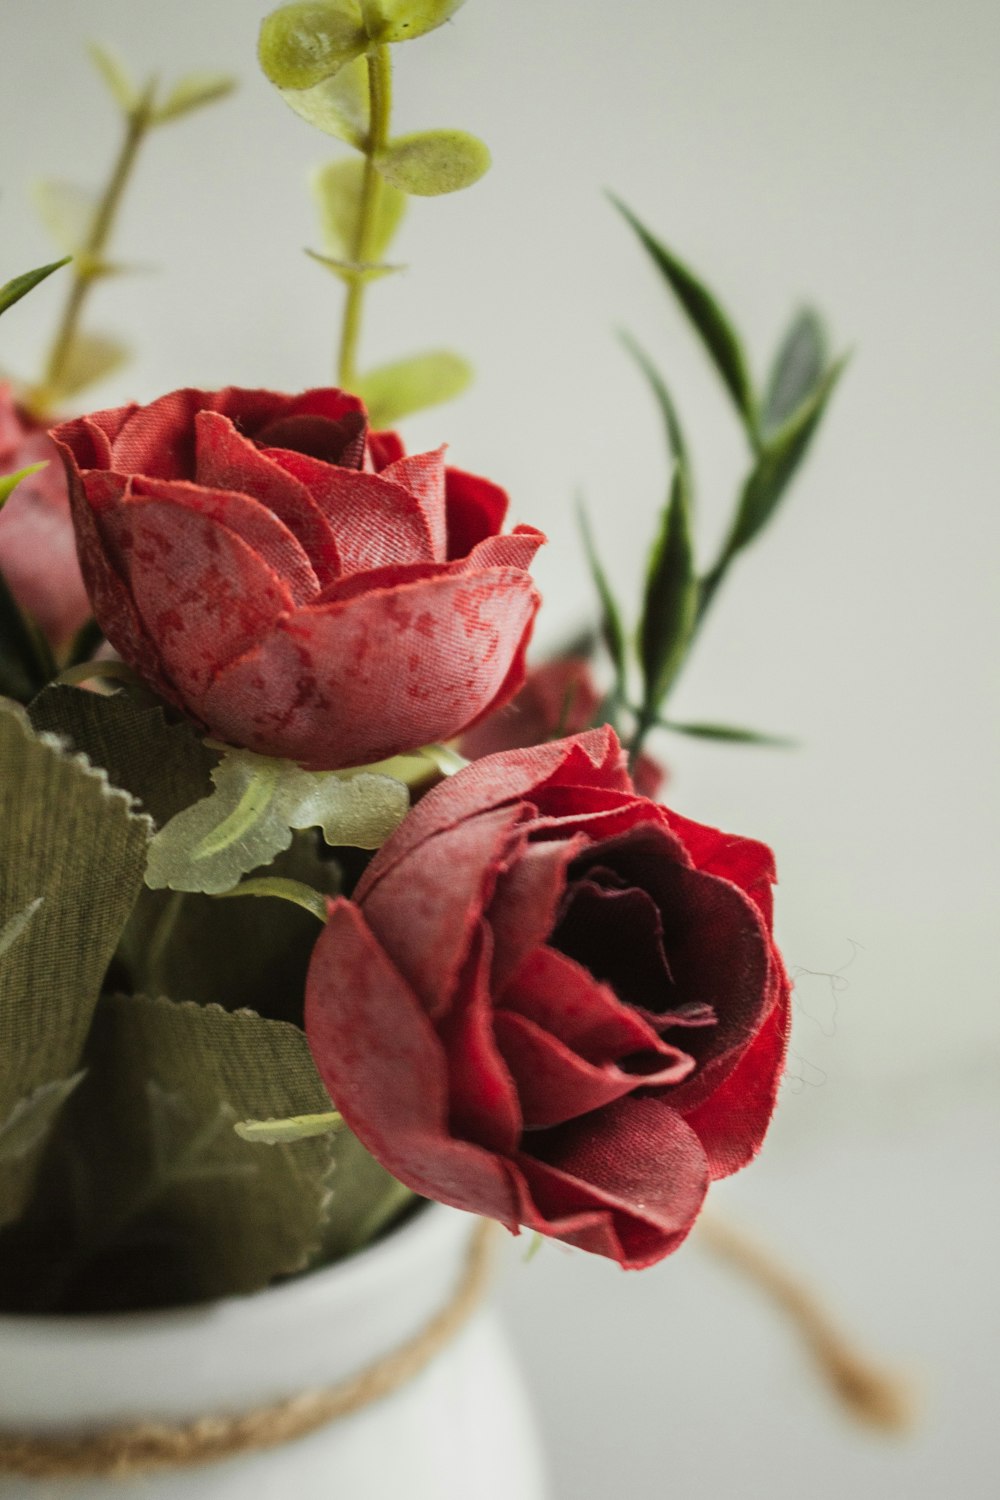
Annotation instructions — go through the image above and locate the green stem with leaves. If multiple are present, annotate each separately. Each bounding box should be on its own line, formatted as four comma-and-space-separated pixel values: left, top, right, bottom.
336, 44, 392, 389
37, 83, 156, 410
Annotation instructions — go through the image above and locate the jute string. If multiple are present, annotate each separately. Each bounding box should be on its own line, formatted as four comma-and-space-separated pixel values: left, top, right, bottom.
698, 1213, 916, 1432
0, 1219, 496, 1481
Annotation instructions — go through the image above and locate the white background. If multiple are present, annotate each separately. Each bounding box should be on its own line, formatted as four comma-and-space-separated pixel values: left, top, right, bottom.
2, 2, 998, 1495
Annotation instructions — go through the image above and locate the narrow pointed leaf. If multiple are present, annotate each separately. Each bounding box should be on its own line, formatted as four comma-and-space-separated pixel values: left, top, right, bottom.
366, 0, 464, 42
620, 330, 691, 491
32, 180, 97, 256
0, 572, 57, 701
762, 307, 829, 435
721, 355, 847, 562
88, 42, 138, 113
356, 349, 471, 424
258, 1, 366, 90
305, 248, 401, 283
281, 54, 368, 144
638, 465, 698, 713
235, 1110, 342, 1144
659, 719, 796, 747
217, 876, 329, 924
376, 129, 490, 195
0, 257, 70, 318
0, 461, 47, 508
612, 197, 757, 436
577, 501, 628, 696
311, 157, 406, 262
154, 72, 237, 124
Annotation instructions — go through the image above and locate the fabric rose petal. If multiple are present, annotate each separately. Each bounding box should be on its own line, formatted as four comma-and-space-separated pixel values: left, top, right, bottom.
0, 384, 91, 649
52, 387, 544, 769
305, 727, 790, 1268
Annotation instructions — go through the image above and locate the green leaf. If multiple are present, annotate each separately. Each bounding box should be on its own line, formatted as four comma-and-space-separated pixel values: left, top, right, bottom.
0, 700, 151, 1228
365, 0, 465, 42
0, 1074, 85, 1172
612, 197, 757, 438
0, 571, 57, 702
356, 349, 471, 425
0, 257, 71, 318
311, 157, 407, 262
577, 500, 628, 698
762, 307, 829, 436
281, 54, 369, 145
638, 465, 698, 715
619, 331, 691, 492
659, 719, 796, 747
32, 179, 97, 256
234, 1110, 342, 1143
306, 248, 401, 283
216, 875, 329, 925
153, 72, 237, 124
48, 331, 130, 399
720, 354, 847, 562
88, 41, 139, 113
145, 747, 410, 896
0, 461, 47, 508
258, 1, 367, 90
376, 129, 490, 195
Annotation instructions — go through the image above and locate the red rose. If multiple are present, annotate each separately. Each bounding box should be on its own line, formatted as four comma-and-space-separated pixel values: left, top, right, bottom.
306, 727, 789, 1267
459, 654, 667, 799
53, 388, 543, 769
0, 384, 90, 649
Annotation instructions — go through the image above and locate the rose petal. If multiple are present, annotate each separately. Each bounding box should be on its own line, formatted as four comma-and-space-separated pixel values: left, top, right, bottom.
366, 429, 405, 470
487, 836, 585, 993
109, 389, 208, 478
551, 876, 676, 1012
445, 467, 509, 559
305, 901, 520, 1228
660, 808, 778, 924
381, 448, 448, 561
501, 945, 668, 1060
200, 566, 541, 768
254, 411, 367, 469
438, 921, 523, 1153
462, 526, 546, 574
0, 431, 90, 646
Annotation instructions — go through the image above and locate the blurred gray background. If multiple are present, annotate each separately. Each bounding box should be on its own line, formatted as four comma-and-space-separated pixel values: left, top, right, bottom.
2, 2, 998, 1495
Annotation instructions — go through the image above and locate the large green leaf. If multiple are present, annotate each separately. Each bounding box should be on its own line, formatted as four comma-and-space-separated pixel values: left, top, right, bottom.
638, 465, 698, 716
612, 198, 757, 438
0, 701, 151, 1227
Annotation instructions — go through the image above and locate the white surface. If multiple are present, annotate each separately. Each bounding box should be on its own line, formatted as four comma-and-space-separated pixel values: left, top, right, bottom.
1, 2, 998, 1496
0, 1205, 546, 1499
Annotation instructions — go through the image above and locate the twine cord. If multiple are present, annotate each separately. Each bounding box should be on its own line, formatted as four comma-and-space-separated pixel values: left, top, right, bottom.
698, 1212, 915, 1432
0, 1219, 495, 1480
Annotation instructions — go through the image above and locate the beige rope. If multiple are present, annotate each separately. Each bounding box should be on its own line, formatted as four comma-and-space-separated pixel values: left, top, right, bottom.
698, 1212, 916, 1432
0, 1218, 496, 1480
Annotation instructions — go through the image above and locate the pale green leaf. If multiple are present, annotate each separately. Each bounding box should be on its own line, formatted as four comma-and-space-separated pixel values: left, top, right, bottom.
356, 349, 471, 424
145, 747, 409, 895
281, 54, 368, 144
32, 179, 97, 256
258, 1, 366, 90
366, 0, 465, 42
311, 157, 406, 261
0, 257, 70, 318
88, 42, 138, 113
376, 128, 490, 196
0, 462, 47, 508
235, 1110, 342, 1144
50, 331, 130, 399
306, 248, 402, 283
154, 72, 237, 124
216, 875, 329, 925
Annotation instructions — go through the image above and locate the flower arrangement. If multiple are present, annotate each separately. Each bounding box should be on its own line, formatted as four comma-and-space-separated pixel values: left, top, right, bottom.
0, 0, 844, 1318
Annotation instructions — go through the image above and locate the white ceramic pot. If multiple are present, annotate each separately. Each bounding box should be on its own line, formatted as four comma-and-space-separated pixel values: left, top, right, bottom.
0, 1204, 548, 1498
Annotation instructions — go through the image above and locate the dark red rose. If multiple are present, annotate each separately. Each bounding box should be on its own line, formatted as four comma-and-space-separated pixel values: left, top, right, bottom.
459, 654, 667, 799
305, 727, 789, 1267
52, 388, 544, 770
0, 384, 90, 649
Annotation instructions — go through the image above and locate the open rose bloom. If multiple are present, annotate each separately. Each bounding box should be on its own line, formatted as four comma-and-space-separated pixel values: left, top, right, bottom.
307, 728, 790, 1268
53, 387, 543, 769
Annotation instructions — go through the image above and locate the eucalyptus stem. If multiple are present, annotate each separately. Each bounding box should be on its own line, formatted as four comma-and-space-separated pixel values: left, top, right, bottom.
336, 44, 392, 389
36, 82, 156, 410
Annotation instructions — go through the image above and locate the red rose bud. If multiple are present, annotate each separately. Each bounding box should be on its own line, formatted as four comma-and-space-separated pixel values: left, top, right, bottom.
52, 388, 544, 770
459, 654, 667, 799
305, 727, 790, 1268
0, 384, 91, 649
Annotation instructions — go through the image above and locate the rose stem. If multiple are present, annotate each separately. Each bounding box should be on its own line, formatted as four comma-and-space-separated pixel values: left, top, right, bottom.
336, 40, 392, 390
35, 80, 157, 414
697, 1212, 916, 1432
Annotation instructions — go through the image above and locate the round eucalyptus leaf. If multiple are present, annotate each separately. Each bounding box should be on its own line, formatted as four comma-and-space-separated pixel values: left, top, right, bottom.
259, 1, 366, 91
376, 128, 490, 196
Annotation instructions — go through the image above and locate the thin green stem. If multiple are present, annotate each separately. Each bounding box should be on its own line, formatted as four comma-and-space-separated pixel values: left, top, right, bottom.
36, 83, 156, 410
336, 44, 392, 389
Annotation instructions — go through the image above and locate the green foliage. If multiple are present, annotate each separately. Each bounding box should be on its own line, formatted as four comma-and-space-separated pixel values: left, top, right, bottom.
258, 1, 367, 90
32, 180, 97, 257
154, 72, 237, 125
356, 349, 472, 424
365, 0, 465, 43
620, 331, 691, 493
0, 573, 57, 703
312, 157, 407, 262
637, 466, 697, 718
145, 747, 410, 896
282, 54, 370, 144
235, 1110, 342, 1143
0, 257, 70, 319
216, 876, 330, 926
659, 720, 796, 747
88, 42, 139, 113
577, 501, 628, 704
0, 701, 151, 1229
763, 307, 828, 436
376, 128, 490, 195
48, 330, 130, 397
0, 462, 47, 508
